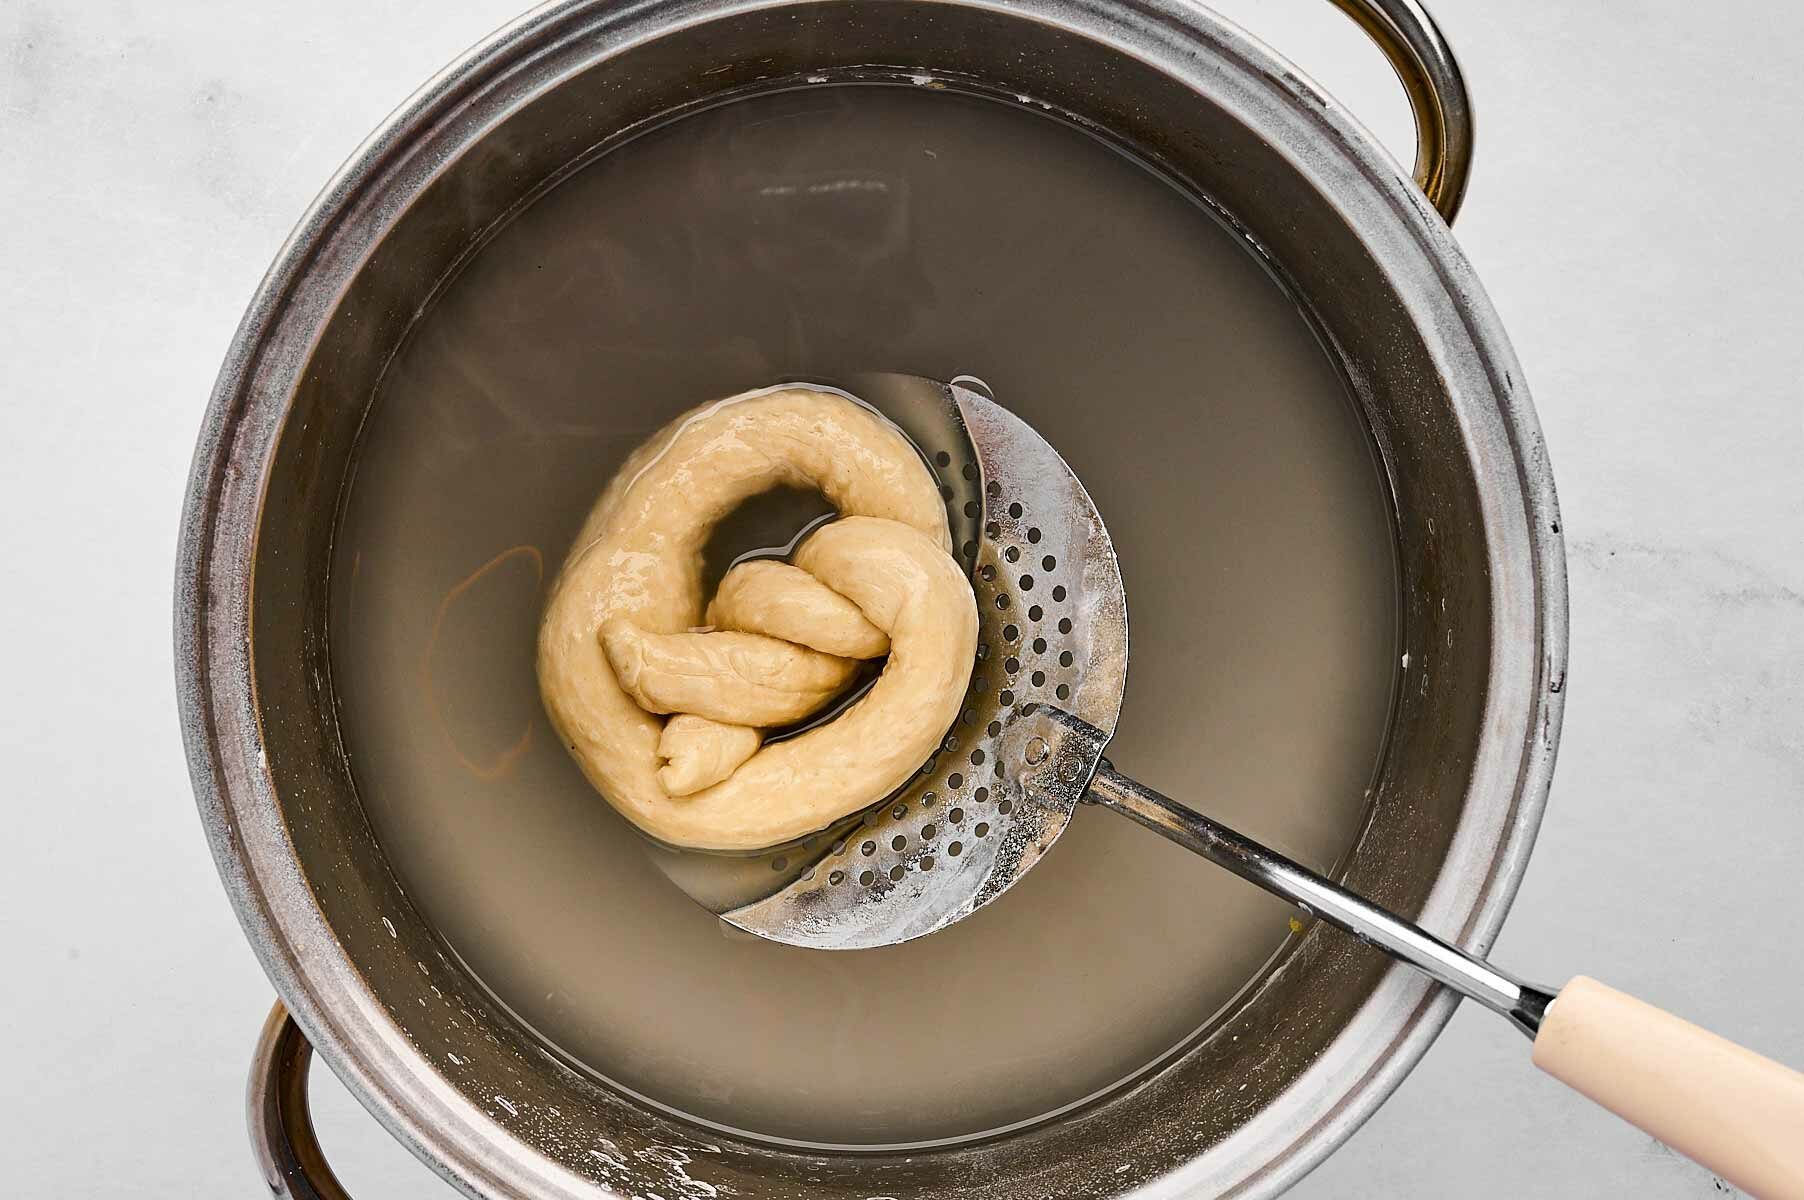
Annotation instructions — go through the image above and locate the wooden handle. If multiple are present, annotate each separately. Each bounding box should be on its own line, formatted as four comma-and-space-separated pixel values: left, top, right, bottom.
1532, 976, 1804, 1199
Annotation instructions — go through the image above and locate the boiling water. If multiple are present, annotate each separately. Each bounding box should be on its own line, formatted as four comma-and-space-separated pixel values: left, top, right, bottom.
331, 85, 1398, 1147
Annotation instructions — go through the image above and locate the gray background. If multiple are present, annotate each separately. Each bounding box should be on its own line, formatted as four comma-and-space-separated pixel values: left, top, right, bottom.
2, 0, 1799, 1195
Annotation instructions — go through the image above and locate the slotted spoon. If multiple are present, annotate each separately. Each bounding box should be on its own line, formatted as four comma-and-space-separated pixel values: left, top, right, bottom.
687, 375, 1804, 1197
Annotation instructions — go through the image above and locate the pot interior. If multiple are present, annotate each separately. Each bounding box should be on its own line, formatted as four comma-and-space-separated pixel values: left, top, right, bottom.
243, 3, 1500, 1196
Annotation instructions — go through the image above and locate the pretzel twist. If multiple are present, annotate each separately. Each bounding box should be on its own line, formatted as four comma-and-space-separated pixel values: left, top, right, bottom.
538, 388, 977, 851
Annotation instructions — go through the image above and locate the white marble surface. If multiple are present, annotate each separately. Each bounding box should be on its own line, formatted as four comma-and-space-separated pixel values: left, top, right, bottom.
2, 1, 1799, 1196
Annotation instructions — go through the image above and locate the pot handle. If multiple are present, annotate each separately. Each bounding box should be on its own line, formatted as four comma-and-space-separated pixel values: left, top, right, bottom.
249, 1002, 355, 1200
1328, 0, 1473, 223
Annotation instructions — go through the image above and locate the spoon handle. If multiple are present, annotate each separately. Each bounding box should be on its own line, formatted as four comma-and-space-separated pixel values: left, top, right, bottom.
1085, 761, 1555, 1035
1087, 763, 1804, 1199
1533, 977, 1804, 1200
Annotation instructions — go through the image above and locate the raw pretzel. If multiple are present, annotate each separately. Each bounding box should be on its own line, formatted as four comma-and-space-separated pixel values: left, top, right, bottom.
537, 387, 977, 851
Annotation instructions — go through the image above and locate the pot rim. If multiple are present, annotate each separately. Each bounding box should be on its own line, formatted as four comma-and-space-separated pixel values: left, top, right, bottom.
175, 1, 1567, 1196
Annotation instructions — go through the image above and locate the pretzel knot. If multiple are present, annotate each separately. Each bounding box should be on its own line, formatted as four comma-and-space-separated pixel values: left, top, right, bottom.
538, 387, 978, 852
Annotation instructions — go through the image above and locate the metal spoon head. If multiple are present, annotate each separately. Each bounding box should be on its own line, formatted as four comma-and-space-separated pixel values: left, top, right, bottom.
703, 376, 1128, 949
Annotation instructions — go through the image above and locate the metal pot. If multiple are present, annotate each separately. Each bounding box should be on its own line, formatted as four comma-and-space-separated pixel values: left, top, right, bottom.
176, 0, 1566, 1195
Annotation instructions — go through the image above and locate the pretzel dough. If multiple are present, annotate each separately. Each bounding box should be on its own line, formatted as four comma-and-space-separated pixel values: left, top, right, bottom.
537, 387, 978, 851
601, 620, 860, 727
656, 715, 762, 797
708, 560, 890, 659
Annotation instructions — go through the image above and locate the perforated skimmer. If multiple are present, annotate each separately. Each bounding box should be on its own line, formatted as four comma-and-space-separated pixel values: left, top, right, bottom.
647, 376, 1804, 1195
667, 375, 1562, 1046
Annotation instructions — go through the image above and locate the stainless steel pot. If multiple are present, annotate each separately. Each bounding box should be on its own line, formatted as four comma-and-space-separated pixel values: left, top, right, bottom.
176, 0, 1566, 1196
